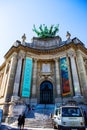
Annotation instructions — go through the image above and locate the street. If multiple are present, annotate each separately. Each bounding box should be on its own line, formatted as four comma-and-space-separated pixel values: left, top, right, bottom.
0, 123, 87, 130
0, 123, 54, 130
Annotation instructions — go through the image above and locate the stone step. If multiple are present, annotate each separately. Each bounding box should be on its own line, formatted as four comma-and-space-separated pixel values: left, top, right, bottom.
9, 104, 54, 128
11, 118, 53, 128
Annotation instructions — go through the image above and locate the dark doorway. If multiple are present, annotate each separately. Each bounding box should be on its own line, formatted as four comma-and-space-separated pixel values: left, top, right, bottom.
40, 81, 53, 104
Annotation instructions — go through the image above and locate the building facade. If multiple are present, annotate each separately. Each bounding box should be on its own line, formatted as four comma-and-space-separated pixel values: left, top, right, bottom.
0, 34, 87, 117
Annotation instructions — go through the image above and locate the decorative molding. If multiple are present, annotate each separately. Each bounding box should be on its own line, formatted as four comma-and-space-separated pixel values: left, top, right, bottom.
18, 51, 25, 59
67, 50, 76, 58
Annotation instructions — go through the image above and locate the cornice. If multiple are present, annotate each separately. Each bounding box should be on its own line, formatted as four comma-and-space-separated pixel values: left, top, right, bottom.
0, 62, 6, 70
4, 42, 87, 60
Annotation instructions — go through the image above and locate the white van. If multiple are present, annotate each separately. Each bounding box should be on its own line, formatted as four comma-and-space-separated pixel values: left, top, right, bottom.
52, 105, 85, 130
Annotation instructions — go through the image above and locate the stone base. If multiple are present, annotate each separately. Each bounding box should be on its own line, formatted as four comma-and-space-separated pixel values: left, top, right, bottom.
9, 95, 27, 117
73, 95, 85, 103
30, 98, 37, 106
55, 97, 62, 104
9, 104, 26, 117
11, 95, 20, 102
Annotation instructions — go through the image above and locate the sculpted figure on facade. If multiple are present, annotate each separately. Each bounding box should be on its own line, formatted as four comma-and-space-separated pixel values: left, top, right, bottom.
66, 31, 71, 40
21, 33, 26, 46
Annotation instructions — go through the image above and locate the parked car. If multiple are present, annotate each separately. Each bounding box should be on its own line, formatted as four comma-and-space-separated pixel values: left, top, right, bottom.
52, 105, 85, 130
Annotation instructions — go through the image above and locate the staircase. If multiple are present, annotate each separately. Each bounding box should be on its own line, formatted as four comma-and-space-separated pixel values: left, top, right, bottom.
11, 104, 54, 128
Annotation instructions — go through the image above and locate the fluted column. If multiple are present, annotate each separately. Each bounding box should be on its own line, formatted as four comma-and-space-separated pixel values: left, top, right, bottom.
54, 58, 61, 96
4, 53, 18, 102
76, 51, 87, 96
13, 58, 22, 95
11, 52, 25, 101
0, 63, 9, 97
68, 51, 81, 96
32, 59, 37, 97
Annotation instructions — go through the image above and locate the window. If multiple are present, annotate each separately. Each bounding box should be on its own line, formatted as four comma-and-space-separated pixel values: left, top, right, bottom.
62, 107, 82, 117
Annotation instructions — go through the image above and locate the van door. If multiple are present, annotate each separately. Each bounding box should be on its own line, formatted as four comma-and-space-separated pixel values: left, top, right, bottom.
57, 108, 61, 125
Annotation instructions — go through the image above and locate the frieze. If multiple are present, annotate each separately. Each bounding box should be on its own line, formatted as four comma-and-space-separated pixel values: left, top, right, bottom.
4, 40, 87, 61
32, 36, 62, 48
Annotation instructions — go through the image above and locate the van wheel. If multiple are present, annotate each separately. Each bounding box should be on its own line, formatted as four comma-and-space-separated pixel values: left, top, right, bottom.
53, 124, 57, 129
58, 125, 63, 130
58, 128, 63, 130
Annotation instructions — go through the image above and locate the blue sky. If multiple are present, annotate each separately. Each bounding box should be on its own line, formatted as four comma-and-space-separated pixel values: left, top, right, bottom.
0, 0, 87, 65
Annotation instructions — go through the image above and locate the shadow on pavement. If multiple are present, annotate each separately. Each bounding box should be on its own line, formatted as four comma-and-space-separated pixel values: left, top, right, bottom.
0, 124, 32, 130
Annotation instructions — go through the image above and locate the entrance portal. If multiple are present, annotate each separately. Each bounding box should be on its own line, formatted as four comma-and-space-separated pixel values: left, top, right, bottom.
40, 81, 53, 104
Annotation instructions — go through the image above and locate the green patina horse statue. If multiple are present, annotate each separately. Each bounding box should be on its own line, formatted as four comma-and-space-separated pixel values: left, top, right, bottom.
32, 24, 59, 38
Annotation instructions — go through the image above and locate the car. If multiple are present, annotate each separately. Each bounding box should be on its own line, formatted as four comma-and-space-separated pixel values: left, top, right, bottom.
52, 105, 85, 130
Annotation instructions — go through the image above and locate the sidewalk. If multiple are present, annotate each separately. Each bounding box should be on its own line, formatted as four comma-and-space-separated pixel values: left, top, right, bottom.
1, 122, 54, 130
1, 122, 87, 130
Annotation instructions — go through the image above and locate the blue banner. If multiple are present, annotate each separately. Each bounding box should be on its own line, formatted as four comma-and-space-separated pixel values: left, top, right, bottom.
22, 57, 32, 97
60, 57, 71, 96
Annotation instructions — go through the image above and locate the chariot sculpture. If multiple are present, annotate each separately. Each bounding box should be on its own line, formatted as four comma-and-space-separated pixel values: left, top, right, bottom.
32, 24, 59, 38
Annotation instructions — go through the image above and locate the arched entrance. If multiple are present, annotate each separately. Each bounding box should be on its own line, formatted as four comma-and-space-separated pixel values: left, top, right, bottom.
40, 81, 53, 104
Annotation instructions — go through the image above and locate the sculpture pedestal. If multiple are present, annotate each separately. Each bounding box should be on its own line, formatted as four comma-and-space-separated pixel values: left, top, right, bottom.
9, 104, 26, 116
30, 98, 37, 106
9, 96, 26, 117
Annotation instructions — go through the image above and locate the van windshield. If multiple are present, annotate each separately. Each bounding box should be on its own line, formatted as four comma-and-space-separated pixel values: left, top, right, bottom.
62, 107, 82, 117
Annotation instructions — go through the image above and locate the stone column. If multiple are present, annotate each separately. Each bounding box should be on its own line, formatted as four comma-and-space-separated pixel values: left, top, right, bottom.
55, 58, 61, 96
76, 51, 87, 97
0, 63, 9, 97
3, 53, 18, 115
11, 57, 23, 101
4, 53, 18, 101
32, 59, 37, 97
11, 51, 25, 101
68, 51, 81, 96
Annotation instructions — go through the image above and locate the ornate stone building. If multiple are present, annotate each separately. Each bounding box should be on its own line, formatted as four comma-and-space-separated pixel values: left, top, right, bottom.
0, 33, 87, 117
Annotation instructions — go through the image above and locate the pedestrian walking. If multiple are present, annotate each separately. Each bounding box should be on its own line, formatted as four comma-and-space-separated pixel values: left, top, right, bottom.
18, 115, 22, 130
21, 113, 25, 130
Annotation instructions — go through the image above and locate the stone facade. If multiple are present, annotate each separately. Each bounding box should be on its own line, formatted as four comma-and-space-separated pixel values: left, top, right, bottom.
0, 36, 87, 119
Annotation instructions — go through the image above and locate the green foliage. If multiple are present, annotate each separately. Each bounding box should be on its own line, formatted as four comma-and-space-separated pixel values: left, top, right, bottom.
32, 24, 59, 38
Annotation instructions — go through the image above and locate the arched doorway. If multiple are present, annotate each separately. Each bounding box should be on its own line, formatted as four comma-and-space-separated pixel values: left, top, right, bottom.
40, 81, 53, 104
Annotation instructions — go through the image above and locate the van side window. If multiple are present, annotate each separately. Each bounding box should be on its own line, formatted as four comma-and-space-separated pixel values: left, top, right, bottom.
62, 107, 82, 117
58, 108, 61, 115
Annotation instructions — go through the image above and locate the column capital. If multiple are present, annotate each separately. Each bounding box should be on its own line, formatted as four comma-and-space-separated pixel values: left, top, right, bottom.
11, 52, 18, 58
18, 51, 25, 59
33, 58, 38, 62
67, 50, 76, 58
54, 58, 59, 62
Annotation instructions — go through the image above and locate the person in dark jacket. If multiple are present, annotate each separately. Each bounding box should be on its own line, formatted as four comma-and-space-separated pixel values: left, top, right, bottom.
18, 115, 22, 130
21, 113, 25, 129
